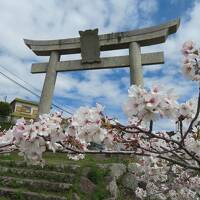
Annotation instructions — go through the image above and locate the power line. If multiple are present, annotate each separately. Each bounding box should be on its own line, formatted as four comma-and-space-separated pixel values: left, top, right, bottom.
0, 70, 72, 115
0, 65, 75, 112
0, 70, 73, 115
0, 65, 41, 93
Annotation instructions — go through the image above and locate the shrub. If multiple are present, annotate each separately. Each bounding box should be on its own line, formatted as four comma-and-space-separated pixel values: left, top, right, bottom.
0, 101, 11, 116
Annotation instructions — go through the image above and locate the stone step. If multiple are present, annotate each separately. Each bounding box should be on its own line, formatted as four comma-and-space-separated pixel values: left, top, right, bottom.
0, 166, 75, 183
0, 187, 67, 200
0, 160, 80, 173
0, 176, 72, 193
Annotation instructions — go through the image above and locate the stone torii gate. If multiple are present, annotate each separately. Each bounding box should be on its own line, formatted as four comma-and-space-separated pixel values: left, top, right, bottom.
24, 18, 180, 115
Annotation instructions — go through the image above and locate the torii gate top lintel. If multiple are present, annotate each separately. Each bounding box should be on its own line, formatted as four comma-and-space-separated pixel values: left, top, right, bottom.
24, 18, 180, 56
24, 18, 180, 115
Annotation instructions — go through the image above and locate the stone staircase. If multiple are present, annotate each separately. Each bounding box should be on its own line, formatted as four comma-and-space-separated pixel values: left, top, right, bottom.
0, 160, 80, 200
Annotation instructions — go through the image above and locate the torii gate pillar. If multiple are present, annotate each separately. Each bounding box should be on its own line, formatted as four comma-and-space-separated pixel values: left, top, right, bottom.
129, 42, 143, 86
39, 51, 60, 115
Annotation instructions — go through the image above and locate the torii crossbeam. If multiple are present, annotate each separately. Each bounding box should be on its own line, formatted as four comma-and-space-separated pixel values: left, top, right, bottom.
24, 18, 180, 115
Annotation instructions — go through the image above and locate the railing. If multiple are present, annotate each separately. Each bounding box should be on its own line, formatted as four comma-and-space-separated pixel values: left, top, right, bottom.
12, 111, 37, 119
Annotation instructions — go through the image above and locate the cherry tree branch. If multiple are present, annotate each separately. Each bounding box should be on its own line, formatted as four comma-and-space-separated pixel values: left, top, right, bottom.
182, 86, 200, 141
157, 155, 200, 171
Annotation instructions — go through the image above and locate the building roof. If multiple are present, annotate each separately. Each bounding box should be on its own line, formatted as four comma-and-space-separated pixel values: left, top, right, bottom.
10, 98, 39, 106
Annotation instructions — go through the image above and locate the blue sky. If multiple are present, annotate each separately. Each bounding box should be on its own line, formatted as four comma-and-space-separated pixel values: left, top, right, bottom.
0, 0, 199, 130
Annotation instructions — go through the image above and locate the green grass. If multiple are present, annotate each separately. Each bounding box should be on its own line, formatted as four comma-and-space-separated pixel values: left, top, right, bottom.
0, 151, 134, 166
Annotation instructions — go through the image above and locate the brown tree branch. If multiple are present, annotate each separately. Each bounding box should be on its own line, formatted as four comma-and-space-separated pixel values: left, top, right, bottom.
182, 86, 200, 141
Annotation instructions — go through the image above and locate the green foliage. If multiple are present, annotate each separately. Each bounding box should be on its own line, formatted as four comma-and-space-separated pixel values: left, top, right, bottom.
0, 122, 12, 131
90, 184, 110, 200
87, 165, 108, 184
87, 165, 110, 199
0, 101, 11, 116
14, 191, 25, 200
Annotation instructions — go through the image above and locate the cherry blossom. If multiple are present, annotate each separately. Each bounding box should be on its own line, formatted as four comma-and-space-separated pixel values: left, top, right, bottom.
134, 157, 200, 200
182, 41, 200, 81
182, 40, 197, 55
123, 85, 179, 122
0, 41, 200, 199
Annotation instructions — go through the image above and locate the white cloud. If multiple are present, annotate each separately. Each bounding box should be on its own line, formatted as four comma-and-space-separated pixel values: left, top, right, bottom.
163, 1, 200, 65
139, 0, 158, 16
0, 0, 158, 114
141, 1, 200, 104
54, 69, 127, 107
1, 0, 199, 130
